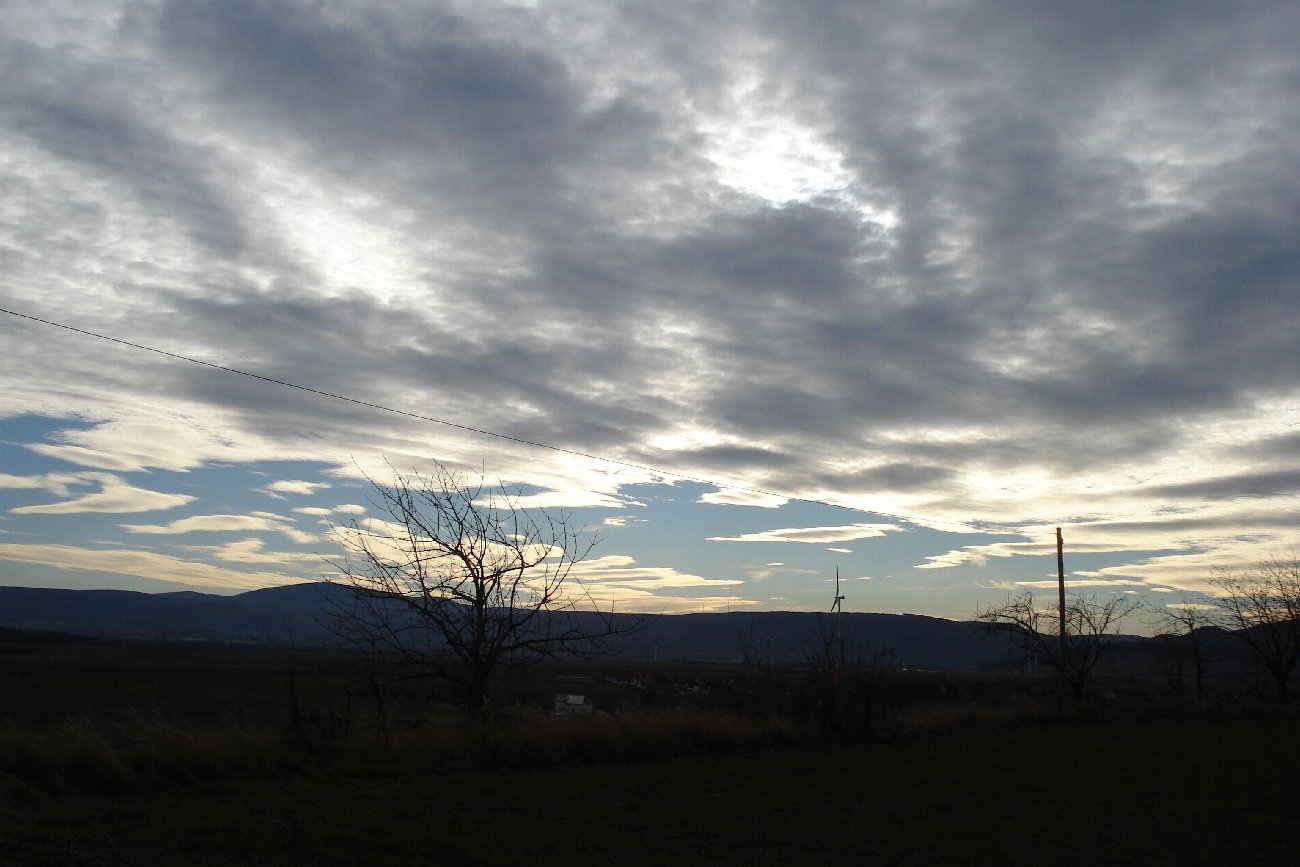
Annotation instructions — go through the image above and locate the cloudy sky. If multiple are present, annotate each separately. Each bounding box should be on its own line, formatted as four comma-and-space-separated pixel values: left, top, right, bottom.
2, 1, 1297, 622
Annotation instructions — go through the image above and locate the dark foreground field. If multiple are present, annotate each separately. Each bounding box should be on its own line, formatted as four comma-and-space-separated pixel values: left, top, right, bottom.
3, 717, 1296, 865
2, 638, 1296, 865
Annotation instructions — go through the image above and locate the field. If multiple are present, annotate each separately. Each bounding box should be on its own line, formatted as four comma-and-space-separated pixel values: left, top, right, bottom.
2, 636, 1297, 865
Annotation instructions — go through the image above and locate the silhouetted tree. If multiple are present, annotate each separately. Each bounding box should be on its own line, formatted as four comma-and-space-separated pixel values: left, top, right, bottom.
325, 462, 639, 713
1211, 558, 1300, 704
977, 590, 1138, 700
804, 614, 897, 736
1144, 593, 1219, 701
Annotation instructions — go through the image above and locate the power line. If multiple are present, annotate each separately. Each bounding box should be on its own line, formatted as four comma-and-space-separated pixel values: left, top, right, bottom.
1, 305, 868, 514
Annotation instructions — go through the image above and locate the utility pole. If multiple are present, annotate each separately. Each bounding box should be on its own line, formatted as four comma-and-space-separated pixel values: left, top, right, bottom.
1056, 527, 1067, 664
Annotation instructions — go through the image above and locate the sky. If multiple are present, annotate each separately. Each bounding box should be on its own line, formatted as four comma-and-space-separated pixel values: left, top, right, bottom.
1, 1, 1298, 625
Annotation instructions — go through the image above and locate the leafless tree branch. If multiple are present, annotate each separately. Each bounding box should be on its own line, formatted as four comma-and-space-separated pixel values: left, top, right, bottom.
1143, 592, 1220, 701
1210, 557, 1300, 704
323, 461, 644, 712
976, 590, 1139, 700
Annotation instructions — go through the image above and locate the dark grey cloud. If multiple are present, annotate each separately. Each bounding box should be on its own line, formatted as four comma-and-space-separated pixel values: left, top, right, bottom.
734, 0, 1300, 457
1085, 510, 1300, 535
0, 35, 252, 260
1151, 471, 1300, 502
153, 0, 674, 235
152, 281, 668, 459
1238, 433, 1300, 462
657, 205, 873, 303
639, 445, 798, 476
831, 463, 956, 494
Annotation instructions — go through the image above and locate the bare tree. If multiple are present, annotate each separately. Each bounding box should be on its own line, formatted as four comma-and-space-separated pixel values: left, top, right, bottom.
1210, 558, 1300, 704
325, 462, 638, 713
1144, 593, 1219, 702
977, 590, 1139, 700
735, 622, 774, 674
804, 614, 897, 736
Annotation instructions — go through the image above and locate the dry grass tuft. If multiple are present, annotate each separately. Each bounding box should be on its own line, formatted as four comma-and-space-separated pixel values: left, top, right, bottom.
0, 707, 806, 794
341, 707, 805, 772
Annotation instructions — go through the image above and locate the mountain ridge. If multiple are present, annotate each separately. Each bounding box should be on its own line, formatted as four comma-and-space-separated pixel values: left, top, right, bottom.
0, 582, 1030, 669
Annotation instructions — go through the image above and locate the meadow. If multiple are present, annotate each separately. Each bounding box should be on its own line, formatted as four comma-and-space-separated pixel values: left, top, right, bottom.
2, 635, 1296, 865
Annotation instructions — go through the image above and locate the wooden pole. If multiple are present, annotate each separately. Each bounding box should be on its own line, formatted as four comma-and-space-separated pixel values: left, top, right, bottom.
1056, 527, 1066, 663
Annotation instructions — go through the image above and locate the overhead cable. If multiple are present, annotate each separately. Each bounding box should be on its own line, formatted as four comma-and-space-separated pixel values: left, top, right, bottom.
1, 305, 867, 514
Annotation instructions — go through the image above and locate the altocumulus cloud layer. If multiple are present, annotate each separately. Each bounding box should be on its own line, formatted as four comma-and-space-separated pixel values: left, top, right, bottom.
1, 0, 1298, 611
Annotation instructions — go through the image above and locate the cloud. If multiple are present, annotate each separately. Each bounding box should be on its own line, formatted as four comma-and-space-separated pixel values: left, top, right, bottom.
917, 541, 1042, 570
121, 512, 317, 545
709, 523, 903, 544
9, 473, 195, 515
1163, 601, 1216, 612
513, 552, 744, 592
1149, 470, 1300, 501
1, 0, 1298, 611
743, 561, 819, 583
21, 421, 240, 472
573, 555, 758, 613
1013, 578, 1142, 590
0, 542, 307, 591
617, 595, 760, 615
1, 472, 101, 498
186, 538, 321, 567
697, 489, 790, 508
122, 514, 278, 534
509, 490, 629, 510
0, 473, 59, 492
260, 480, 330, 498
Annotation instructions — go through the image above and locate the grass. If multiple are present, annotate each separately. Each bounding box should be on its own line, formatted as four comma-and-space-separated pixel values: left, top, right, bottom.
2, 714, 1297, 865
2, 638, 1297, 864
0, 706, 805, 794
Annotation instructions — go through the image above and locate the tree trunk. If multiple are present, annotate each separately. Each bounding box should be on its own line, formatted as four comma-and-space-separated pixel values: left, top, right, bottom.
467, 666, 490, 715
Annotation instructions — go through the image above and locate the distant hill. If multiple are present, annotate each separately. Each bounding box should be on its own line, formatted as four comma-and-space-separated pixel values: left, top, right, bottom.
0, 583, 1029, 669
0, 584, 334, 645
607, 609, 1026, 670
